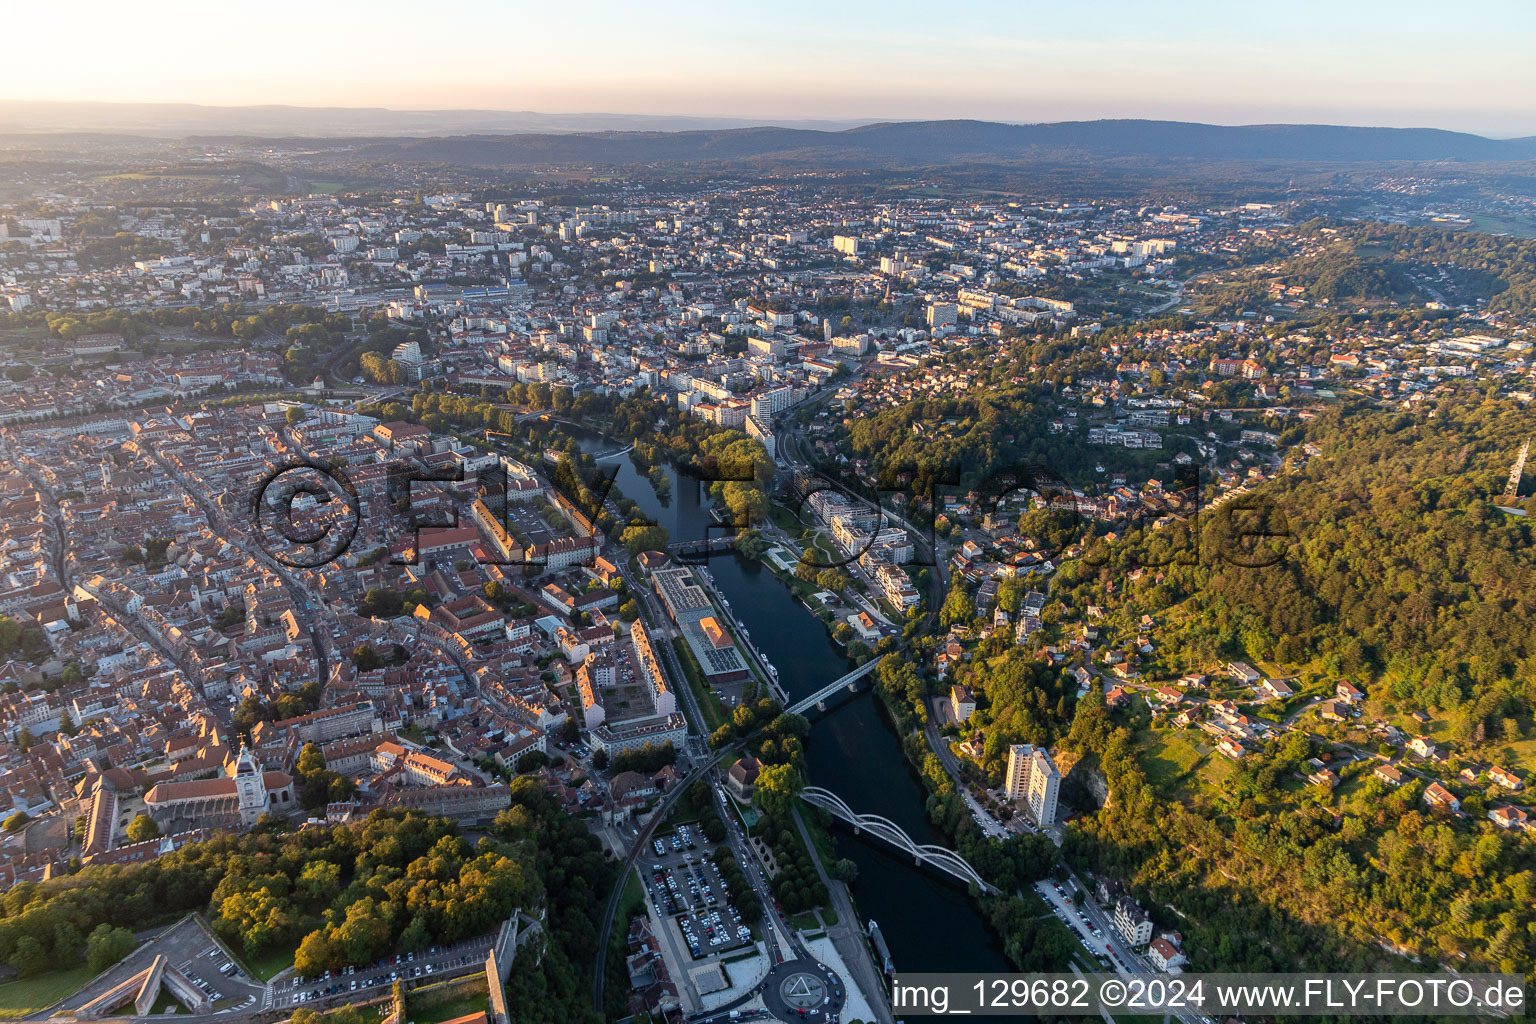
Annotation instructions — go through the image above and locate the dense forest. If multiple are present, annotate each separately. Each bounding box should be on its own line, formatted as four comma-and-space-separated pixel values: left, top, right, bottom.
1067, 396, 1536, 715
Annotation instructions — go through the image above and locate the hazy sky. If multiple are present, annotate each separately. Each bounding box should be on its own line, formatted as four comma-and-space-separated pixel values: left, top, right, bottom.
6, 0, 1535, 134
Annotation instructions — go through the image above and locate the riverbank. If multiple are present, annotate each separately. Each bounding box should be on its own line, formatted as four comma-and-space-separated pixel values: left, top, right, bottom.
592, 446, 1012, 976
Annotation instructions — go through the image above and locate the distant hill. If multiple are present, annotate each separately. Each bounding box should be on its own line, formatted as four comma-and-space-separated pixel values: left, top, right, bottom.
2, 102, 1533, 166
347, 119, 1536, 167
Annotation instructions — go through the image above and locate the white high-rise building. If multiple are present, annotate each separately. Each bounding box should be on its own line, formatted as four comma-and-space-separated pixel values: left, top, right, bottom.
1005, 743, 1035, 801
1004, 743, 1060, 827
1027, 747, 1060, 828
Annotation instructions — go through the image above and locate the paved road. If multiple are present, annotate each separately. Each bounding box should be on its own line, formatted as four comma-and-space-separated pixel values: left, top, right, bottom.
792, 807, 895, 1024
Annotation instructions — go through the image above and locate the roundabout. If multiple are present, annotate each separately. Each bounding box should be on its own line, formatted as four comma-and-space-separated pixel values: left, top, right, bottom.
759, 957, 845, 1022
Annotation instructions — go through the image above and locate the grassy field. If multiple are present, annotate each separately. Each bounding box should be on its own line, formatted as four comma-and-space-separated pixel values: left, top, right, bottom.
619, 868, 646, 922
245, 944, 298, 982
670, 637, 727, 731
0, 965, 98, 1019
1138, 728, 1208, 794
1195, 751, 1237, 793
410, 994, 489, 1024
788, 910, 820, 932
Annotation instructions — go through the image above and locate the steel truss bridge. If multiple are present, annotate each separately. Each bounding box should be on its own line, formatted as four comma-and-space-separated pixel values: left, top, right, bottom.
799, 785, 997, 893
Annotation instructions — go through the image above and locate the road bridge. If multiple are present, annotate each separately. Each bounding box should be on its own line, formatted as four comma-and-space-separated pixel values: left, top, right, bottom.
785, 659, 881, 715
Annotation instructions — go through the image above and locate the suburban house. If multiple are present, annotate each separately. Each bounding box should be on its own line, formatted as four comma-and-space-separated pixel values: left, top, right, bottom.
726, 757, 762, 801
1259, 677, 1294, 700
1373, 764, 1405, 786
1409, 736, 1436, 759
1335, 681, 1365, 703
1489, 805, 1529, 830
1423, 781, 1460, 813
1227, 661, 1261, 684
1489, 766, 1523, 791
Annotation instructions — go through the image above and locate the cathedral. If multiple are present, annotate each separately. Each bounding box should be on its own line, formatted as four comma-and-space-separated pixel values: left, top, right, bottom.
143, 746, 295, 832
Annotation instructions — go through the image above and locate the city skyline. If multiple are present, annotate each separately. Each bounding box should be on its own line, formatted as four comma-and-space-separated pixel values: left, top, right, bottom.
4, 0, 1535, 135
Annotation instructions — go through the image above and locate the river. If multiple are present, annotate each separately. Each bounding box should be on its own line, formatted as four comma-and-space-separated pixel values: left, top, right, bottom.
595, 448, 1011, 975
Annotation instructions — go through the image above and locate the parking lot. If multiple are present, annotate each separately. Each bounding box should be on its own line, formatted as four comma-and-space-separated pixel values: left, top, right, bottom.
502, 501, 561, 549
177, 943, 261, 1011
54, 917, 265, 1016
1034, 880, 1130, 970
645, 823, 753, 959
275, 937, 492, 1009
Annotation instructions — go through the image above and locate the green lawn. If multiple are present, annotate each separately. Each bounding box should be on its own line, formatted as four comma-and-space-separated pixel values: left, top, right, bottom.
151, 990, 189, 1014
671, 637, 727, 731
0, 965, 98, 1019
767, 503, 806, 534
245, 944, 298, 982
619, 869, 646, 923
411, 995, 490, 1024
1196, 753, 1237, 792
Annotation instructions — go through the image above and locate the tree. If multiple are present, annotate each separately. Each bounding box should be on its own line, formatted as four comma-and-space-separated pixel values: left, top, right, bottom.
720, 481, 768, 525
297, 860, 341, 901
286, 407, 305, 424
832, 858, 859, 882
293, 931, 336, 976
124, 814, 159, 843
515, 751, 550, 774
2, 811, 28, 832
754, 763, 804, 818
619, 523, 670, 555
9, 936, 48, 977
817, 569, 852, 593
85, 924, 137, 973
940, 580, 974, 628
296, 742, 326, 779
352, 644, 383, 672
398, 915, 430, 952
736, 528, 768, 559
58, 709, 76, 736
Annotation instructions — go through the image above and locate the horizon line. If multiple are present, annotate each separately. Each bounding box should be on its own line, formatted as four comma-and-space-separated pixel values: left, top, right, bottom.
1, 98, 1533, 140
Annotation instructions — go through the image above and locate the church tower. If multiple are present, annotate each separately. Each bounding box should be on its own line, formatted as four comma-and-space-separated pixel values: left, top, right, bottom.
230, 746, 269, 828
